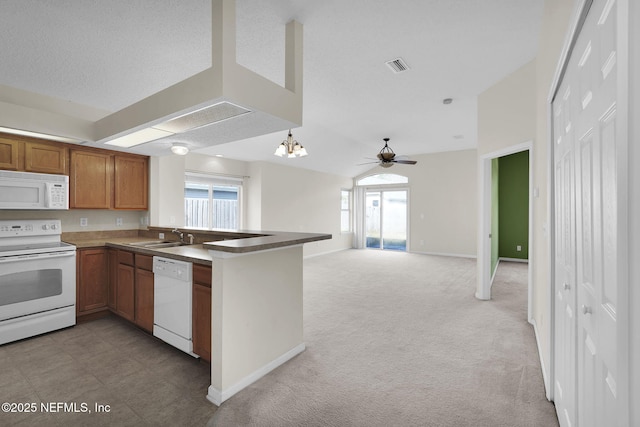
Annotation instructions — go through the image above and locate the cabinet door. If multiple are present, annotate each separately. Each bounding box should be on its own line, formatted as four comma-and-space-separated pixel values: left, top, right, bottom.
0, 138, 19, 170
114, 156, 148, 210
135, 268, 154, 332
107, 249, 118, 310
77, 248, 108, 314
116, 263, 135, 321
70, 150, 113, 209
24, 142, 66, 174
192, 283, 211, 362
192, 264, 212, 362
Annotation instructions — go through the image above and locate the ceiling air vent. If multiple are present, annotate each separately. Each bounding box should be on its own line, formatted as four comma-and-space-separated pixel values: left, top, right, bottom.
385, 57, 410, 74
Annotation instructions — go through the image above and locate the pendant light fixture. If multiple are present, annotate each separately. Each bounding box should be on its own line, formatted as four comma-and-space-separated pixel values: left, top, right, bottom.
274, 130, 307, 158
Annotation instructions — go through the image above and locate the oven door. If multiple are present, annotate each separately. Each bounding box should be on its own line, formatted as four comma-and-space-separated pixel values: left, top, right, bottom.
0, 251, 76, 322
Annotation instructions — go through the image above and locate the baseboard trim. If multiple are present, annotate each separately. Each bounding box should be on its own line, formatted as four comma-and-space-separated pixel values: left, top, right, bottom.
304, 247, 349, 259
530, 318, 551, 400
410, 250, 477, 259
206, 342, 306, 406
498, 257, 529, 263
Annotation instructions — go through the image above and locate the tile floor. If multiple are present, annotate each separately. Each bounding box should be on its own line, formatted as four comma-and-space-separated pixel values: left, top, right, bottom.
0, 315, 216, 426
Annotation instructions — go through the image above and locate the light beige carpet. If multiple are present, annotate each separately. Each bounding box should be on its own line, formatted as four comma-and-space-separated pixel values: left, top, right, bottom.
209, 250, 558, 427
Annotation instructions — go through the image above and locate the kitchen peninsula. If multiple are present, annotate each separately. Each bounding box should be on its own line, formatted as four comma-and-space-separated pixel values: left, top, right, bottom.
67, 227, 331, 406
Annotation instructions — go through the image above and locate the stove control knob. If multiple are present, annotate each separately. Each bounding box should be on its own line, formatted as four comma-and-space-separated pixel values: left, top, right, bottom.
51, 224, 58, 230
42, 224, 50, 230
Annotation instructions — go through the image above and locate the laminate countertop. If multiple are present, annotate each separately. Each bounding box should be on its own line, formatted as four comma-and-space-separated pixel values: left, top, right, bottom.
65, 230, 332, 266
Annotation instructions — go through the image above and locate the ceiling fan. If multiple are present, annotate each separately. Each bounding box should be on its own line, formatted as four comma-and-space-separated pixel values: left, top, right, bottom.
360, 138, 418, 168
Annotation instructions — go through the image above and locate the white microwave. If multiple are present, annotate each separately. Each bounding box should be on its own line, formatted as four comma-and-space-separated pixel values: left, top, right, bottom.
0, 170, 69, 210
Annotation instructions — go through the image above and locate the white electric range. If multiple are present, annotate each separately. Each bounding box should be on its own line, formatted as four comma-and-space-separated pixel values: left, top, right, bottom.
0, 219, 76, 345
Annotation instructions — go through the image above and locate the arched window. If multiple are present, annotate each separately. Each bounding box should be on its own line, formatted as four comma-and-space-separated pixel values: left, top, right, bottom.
357, 173, 408, 186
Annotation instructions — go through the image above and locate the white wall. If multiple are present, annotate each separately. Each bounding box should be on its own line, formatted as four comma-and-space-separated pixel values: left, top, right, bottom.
476, 0, 575, 389
149, 154, 352, 256
477, 60, 537, 157
0, 209, 145, 232
210, 245, 304, 400
149, 154, 186, 227
356, 149, 478, 257
249, 161, 353, 256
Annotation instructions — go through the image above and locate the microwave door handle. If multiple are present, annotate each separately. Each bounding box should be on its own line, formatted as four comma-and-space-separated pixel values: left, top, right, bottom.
44, 182, 51, 208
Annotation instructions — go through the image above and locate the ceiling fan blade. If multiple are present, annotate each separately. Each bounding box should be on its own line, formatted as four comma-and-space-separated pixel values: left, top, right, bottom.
357, 161, 380, 165
392, 159, 417, 165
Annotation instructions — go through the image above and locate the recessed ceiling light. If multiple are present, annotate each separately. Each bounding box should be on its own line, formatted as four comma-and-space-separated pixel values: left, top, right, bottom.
215, 154, 224, 157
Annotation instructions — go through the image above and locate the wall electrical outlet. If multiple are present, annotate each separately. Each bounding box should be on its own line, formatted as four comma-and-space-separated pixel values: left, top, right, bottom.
116, 217, 123, 226
80, 218, 88, 227
517, 245, 522, 251
159, 233, 165, 239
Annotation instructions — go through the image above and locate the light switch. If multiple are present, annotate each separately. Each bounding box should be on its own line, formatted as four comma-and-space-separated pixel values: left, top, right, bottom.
517, 245, 522, 251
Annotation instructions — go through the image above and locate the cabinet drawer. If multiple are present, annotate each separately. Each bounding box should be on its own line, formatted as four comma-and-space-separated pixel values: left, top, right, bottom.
193, 264, 212, 287
118, 250, 134, 266
135, 254, 153, 271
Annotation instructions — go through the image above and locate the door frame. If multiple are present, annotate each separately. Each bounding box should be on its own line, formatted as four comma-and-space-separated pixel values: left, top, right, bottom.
476, 141, 533, 321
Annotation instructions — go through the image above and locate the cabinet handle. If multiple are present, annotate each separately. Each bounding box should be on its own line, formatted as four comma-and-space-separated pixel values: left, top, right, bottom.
563, 283, 570, 291
581, 305, 592, 315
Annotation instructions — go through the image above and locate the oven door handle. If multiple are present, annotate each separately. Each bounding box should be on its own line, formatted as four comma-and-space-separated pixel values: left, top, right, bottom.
0, 251, 76, 264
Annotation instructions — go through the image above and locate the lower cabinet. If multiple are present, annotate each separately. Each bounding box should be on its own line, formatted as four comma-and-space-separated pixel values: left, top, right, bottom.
79, 247, 212, 359
192, 264, 212, 362
76, 248, 109, 317
115, 261, 135, 322
134, 254, 154, 333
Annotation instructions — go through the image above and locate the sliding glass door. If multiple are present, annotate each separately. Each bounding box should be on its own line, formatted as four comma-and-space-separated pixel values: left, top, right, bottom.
365, 190, 407, 251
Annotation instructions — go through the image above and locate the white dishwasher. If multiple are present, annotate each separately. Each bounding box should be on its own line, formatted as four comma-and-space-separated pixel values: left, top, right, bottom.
152, 256, 198, 358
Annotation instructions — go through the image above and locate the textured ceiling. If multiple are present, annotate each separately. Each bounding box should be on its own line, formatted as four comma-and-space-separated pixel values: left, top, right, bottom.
0, 0, 543, 177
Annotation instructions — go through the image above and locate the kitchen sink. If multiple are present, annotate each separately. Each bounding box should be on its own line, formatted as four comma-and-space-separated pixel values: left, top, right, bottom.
127, 241, 187, 248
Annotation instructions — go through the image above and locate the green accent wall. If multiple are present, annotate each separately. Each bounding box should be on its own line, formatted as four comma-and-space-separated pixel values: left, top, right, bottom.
491, 158, 500, 276
498, 151, 529, 259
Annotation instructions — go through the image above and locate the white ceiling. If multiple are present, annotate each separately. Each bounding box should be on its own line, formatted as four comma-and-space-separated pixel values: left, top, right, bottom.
0, 0, 543, 177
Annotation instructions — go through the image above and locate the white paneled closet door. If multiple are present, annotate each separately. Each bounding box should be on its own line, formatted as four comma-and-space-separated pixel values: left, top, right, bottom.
553, 71, 577, 427
553, 0, 622, 426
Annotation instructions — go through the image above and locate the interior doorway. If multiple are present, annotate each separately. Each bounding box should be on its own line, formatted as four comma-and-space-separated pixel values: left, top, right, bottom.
477, 142, 533, 320
365, 189, 408, 251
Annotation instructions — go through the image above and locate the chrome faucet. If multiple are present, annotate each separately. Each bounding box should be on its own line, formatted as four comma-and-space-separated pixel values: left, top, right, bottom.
187, 234, 194, 245
171, 228, 184, 243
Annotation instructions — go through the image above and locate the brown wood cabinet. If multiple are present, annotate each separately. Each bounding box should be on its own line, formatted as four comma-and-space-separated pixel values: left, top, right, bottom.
114, 156, 148, 210
116, 251, 136, 322
0, 133, 149, 211
192, 264, 212, 362
134, 254, 154, 332
76, 248, 109, 316
70, 150, 113, 209
107, 248, 118, 310
0, 136, 66, 174
24, 142, 66, 174
0, 137, 19, 170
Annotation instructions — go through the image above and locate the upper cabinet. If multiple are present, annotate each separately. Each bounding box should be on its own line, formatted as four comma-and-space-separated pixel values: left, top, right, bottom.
0, 138, 19, 170
70, 150, 113, 209
24, 142, 66, 174
0, 136, 67, 174
114, 156, 148, 210
69, 150, 148, 210
0, 132, 149, 211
